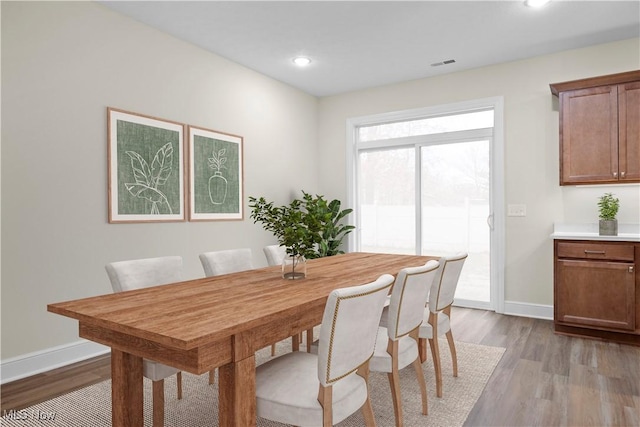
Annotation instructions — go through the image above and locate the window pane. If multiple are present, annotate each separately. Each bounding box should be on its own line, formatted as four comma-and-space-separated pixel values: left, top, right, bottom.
421, 141, 490, 302
359, 110, 493, 142
358, 148, 415, 254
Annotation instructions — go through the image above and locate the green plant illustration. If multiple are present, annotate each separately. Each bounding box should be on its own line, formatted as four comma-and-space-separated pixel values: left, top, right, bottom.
597, 192, 620, 220
124, 142, 174, 215
208, 148, 227, 172
208, 148, 228, 205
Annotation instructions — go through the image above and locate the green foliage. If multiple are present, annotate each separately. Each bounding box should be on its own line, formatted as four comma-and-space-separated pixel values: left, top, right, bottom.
300, 191, 355, 258
597, 192, 620, 220
248, 191, 355, 259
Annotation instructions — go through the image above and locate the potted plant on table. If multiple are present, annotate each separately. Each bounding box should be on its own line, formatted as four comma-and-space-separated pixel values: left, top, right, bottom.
248, 196, 317, 279
248, 191, 355, 279
598, 192, 620, 236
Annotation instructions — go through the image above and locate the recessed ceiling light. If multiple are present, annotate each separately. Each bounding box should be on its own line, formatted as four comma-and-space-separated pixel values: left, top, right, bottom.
293, 57, 312, 67
525, 0, 551, 8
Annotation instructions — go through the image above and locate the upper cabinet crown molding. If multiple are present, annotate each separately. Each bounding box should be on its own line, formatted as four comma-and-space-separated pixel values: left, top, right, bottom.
550, 70, 640, 96
550, 70, 640, 186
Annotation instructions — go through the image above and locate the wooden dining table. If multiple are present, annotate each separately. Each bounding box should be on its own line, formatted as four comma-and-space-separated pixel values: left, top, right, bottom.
47, 252, 433, 427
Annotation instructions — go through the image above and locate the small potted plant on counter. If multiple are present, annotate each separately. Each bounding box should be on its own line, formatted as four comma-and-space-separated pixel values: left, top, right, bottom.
598, 192, 620, 236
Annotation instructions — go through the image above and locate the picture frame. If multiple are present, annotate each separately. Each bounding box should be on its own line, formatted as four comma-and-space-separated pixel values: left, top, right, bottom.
188, 125, 244, 221
107, 108, 185, 223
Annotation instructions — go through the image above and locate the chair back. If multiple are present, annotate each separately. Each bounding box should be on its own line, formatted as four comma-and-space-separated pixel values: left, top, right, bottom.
428, 253, 468, 313
105, 256, 183, 293
199, 248, 253, 277
263, 245, 287, 266
387, 260, 440, 340
317, 274, 394, 387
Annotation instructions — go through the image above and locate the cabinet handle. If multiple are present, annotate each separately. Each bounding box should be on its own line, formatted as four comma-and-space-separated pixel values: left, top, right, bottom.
613, 172, 618, 178
584, 250, 606, 255
631, 266, 635, 273
621, 171, 626, 178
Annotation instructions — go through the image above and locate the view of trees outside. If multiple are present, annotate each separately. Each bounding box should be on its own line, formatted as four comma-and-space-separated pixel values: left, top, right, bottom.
358, 148, 415, 253
421, 141, 490, 302
357, 110, 493, 302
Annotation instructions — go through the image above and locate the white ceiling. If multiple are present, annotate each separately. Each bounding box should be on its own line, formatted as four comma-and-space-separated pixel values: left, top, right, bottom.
100, 1, 640, 97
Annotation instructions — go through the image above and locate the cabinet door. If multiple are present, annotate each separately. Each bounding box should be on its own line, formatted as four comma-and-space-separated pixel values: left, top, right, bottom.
560, 86, 618, 185
619, 81, 640, 182
555, 259, 635, 330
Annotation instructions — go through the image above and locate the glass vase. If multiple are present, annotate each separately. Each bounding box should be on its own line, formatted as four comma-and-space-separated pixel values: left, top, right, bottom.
282, 254, 307, 280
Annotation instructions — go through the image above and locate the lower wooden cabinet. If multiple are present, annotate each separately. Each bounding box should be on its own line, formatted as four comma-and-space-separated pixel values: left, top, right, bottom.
554, 240, 639, 345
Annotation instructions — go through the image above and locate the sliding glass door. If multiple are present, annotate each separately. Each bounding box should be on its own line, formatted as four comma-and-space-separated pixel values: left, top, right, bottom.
350, 100, 503, 310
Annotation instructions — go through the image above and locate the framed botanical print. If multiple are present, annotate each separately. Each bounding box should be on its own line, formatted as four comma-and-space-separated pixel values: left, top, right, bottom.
188, 126, 243, 221
107, 108, 185, 223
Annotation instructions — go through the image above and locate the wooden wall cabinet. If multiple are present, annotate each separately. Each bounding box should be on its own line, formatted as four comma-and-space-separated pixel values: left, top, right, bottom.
550, 70, 640, 185
554, 239, 640, 346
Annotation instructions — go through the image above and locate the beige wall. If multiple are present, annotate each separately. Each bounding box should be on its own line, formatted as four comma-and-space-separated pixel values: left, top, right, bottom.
1, 2, 318, 359
317, 38, 640, 306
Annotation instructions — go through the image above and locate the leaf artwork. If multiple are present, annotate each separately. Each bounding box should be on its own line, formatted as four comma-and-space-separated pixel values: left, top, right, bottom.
151, 143, 174, 187
124, 142, 174, 214
208, 148, 227, 172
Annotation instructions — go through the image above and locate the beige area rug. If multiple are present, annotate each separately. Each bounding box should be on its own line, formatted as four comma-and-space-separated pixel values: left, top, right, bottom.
1, 339, 504, 426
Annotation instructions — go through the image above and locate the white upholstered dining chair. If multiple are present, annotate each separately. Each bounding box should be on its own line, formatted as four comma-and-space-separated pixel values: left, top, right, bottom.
370, 260, 440, 426
418, 252, 468, 398
255, 274, 394, 427
263, 244, 287, 267
199, 248, 253, 277
105, 256, 184, 427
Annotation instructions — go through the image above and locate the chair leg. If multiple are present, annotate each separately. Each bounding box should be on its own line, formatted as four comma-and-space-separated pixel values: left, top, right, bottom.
209, 369, 215, 385
418, 337, 428, 363
428, 337, 443, 398
357, 362, 377, 427
361, 395, 377, 427
152, 379, 164, 427
387, 370, 403, 427
410, 330, 428, 415
176, 371, 183, 400
445, 330, 458, 377
317, 384, 333, 427
306, 328, 313, 353
412, 358, 428, 415
271, 343, 276, 356
386, 339, 403, 427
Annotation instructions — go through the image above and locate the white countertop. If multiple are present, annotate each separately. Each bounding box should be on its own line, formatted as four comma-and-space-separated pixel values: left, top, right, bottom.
551, 223, 640, 242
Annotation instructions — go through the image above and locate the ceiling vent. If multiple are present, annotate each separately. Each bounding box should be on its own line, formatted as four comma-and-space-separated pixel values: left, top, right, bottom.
431, 59, 456, 67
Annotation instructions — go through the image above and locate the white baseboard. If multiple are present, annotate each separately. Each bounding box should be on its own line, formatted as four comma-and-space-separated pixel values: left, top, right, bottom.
1, 340, 109, 385
503, 300, 553, 320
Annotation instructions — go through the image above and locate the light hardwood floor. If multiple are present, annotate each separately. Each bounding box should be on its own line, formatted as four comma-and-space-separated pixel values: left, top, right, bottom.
2, 307, 639, 426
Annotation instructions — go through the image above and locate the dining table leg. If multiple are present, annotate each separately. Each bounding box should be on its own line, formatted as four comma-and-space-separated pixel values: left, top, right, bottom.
111, 348, 144, 427
218, 355, 256, 427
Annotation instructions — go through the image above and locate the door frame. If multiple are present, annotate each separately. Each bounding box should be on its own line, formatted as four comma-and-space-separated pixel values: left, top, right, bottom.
345, 97, 505, 313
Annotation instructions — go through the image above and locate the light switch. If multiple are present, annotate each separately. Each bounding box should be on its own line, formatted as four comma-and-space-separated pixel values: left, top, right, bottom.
507, 204, 527, 217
